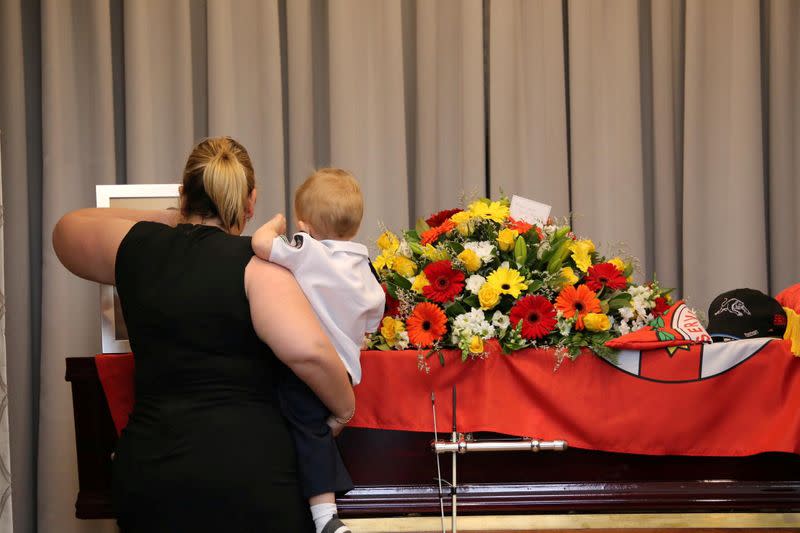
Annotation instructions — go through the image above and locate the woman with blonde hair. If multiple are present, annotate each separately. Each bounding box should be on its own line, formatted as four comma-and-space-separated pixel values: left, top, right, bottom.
53, 137, 353, 532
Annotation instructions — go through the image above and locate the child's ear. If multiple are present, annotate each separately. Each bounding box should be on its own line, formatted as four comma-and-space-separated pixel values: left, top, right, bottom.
297, 220, 311, 234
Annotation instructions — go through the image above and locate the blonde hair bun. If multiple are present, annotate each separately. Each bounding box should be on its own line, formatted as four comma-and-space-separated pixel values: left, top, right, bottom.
180, 137, 255, 233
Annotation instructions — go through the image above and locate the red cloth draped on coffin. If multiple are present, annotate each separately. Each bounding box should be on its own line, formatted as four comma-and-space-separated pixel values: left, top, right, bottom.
95, 337, 800, 456
95, 353, 135, 433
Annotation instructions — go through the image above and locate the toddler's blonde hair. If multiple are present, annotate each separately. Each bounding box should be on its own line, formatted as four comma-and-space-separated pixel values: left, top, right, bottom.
295, 168, 363, 239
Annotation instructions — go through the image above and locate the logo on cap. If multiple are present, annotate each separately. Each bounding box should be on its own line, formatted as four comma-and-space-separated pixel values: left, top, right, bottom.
714, 297, 751, 317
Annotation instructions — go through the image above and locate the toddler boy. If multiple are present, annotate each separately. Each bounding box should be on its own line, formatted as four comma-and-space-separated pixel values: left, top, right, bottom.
252, 168, 385, 533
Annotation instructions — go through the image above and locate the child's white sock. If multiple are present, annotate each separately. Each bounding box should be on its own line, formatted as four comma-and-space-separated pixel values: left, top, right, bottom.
310, 502, 350, 533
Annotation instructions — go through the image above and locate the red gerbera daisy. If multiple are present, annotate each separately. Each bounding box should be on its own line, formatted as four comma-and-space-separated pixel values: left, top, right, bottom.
382, 284, 400, 318
653, 296, 670, 317
507, 217, 534, 235
509, 295, 557, 340
422, 260, 465, 303
420, 219, 457, 245
585, 263, 627, 292
426, 208, 463, 228
406, 302, 447, 347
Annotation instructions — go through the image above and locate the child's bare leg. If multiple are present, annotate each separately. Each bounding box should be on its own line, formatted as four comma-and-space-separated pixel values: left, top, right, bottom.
310, 492, 335, 506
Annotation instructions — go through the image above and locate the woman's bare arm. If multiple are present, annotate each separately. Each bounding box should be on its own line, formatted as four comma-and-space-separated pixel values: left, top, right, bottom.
244, 258, 355, 421
52, 208, 179, 285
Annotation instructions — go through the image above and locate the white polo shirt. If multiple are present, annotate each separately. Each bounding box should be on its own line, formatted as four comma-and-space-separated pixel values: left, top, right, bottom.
269, 233, 385, 385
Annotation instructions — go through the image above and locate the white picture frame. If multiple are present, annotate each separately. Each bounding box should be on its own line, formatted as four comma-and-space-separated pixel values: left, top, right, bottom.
96, 184, 181, 353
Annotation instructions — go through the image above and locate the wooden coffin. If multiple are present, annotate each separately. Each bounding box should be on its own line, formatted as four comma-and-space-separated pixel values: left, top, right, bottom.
66, 356, 800, 519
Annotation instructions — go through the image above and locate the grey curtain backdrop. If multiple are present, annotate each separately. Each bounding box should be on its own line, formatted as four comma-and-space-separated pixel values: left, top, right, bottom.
1, 0, 798, 532
0, 144, 14, 532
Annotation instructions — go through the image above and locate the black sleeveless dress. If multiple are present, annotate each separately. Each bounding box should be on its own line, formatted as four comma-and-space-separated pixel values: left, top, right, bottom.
112, 222, 314, 532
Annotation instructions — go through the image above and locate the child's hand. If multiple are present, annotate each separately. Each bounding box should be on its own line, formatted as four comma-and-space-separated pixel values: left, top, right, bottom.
252, 213, 286, 260
264, 212, 286, 235
326, 414, 346, 437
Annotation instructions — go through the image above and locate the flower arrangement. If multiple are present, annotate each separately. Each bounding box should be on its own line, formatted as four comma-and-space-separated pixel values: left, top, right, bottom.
367, 197, 672, 366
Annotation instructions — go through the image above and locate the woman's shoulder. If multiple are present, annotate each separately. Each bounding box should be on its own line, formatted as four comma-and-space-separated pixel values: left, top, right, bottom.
118, 221, 176, 253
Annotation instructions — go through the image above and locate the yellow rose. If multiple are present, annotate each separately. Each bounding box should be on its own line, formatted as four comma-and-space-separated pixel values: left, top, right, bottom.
381, 316, 404, 344
450, 211, 475, 236
377, 231, 400, 253
560, 266, 579, 287
478, 283, 501, 310
391, 255, 417, 277
584, 313, 611, 332
410, 271, 430, 294
469, 335, 484, 354
569, 239, 595, 272
608, 257, 626, 272
496, 228, 519, 252
608, 257, 633, 282
382, 317, 407, 346
450, 211, 472, 225
457, 249, 481, 273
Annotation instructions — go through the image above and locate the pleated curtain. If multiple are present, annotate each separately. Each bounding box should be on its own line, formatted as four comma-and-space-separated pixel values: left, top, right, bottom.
1, 1, 798, 532
0, 143, 14, 531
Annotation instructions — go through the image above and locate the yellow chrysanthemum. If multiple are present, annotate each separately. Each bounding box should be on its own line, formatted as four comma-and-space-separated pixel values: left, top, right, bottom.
497, 228, 519, 252
457, 249, 481, 273
569, 239, 595, 272
391, 255, 417, 277
377, 231, 400, 253
486, 267, 528, 298
410, 272, 430, 294
469, 335, 484, 354
560, 266, 579, 287
478, 283, 501, 310
372, 252, 394, 271
468, 200, 510, 224
583, 313, 611, 332
422, 244, 449, 261
380, 316, 405, 345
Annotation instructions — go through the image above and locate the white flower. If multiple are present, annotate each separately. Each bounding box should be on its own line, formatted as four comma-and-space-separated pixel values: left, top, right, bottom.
452, 308, 495, 339
463, 241, 495, 264
395, 331, 410, 350
619, 306, 634, 321
465, 274, 486, 295
491, 311, 510, 331
557, 318, 572, 336
397, 240, 412, 258
618, 321, 631, 335
536, 240, 551, 259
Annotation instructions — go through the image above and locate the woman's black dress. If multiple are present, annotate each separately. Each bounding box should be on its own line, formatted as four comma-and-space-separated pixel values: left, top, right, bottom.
112, 222, 314, 532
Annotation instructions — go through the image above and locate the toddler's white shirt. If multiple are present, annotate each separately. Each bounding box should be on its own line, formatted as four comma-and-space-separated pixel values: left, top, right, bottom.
269, 233, 385, 385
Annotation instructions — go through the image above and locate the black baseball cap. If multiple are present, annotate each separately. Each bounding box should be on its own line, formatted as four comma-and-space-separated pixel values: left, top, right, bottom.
707, 288, 787, 342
